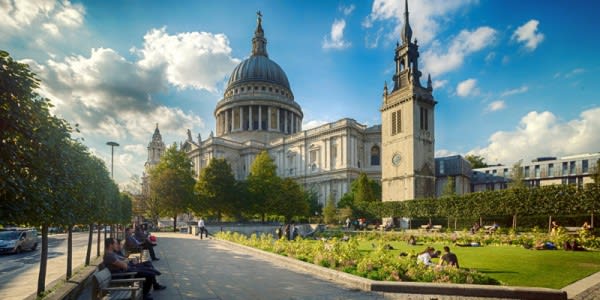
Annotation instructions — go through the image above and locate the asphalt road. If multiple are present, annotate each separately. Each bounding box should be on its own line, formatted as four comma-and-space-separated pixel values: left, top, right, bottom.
0, 232, 100, 300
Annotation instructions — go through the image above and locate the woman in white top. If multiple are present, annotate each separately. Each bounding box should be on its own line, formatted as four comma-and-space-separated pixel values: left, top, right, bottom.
417, 247, 434, 266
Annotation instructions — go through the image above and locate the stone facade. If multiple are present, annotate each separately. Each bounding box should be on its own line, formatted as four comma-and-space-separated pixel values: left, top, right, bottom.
180, 14, 382, 205
380, 0, 436, 202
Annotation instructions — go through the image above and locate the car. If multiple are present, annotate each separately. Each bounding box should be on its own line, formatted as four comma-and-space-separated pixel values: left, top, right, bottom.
0, 228, 38, 254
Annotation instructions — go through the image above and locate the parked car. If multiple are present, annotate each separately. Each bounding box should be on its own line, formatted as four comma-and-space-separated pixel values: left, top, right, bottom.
0, 228, 38, 254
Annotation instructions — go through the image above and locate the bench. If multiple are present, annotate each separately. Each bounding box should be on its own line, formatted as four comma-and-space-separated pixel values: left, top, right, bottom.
92, 268, 144, 300
420, 225, 443, 232
564, 226, 581, 235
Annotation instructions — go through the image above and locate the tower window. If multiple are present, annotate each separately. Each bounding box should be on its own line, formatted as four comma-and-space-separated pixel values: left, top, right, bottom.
391, 109, 401, 135
420, 107, 429, 131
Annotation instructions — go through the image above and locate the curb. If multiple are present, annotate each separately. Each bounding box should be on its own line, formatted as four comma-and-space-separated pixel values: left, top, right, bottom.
215, 239, 567, 300
24, 257, 102, 300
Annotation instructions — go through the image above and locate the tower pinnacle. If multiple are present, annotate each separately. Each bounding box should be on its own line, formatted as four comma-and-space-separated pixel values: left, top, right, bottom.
401, 0, 413, 45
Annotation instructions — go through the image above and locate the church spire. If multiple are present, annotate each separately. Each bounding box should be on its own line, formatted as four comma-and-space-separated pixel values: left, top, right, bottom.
252, 11, 268, 57
401, 0, 413, 45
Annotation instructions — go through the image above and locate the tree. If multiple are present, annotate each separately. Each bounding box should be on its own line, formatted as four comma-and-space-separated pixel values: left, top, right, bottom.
441, 176, 456, 198
149, 144, 195, 231
194, 158, 237, 221
354, 173, 376, 205
305, 188, 322, 217
509, 160, 526, 189
322, 194, 337, 224
465, 154, 488, 169
247, 151, 281, 222
592, 159, 600, 184
277, 178, 309, 222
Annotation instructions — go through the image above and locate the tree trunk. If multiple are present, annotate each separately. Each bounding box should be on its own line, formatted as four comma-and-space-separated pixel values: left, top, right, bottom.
548, 216, 552, 233
85, 223, 93, 266
37, 224, 48, 297
96, 224, 101, 257
173, 214, 177, 232
447, 217, 450, 229
454, 217, 457, 230
479, 216, 483, 226
103, 224, 107, 241
66, 225, 73, 279
592, 212, 595, 228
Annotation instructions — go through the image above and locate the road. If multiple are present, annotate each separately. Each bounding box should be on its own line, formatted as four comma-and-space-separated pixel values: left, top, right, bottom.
145, 232, 397, 300
0, 232, 100, 300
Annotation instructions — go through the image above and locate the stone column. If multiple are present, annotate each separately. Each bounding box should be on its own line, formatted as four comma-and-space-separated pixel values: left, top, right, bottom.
230, 109, 234, 132
277, 108, 281, 132
258, 105, 262, 130
249, 106, 253, 131
224, 110, 229, 134
291, 114, 295, 133
284, 110, 288, 133
239, 106, 243, 131
267, 107, 272, 131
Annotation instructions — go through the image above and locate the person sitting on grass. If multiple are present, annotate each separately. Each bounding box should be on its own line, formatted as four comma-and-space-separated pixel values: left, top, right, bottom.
438, 246, 459, 268
407, 235, 417, 246
417, 247, 434, 266
534, 240, 556, 250
103, 238, 166, 300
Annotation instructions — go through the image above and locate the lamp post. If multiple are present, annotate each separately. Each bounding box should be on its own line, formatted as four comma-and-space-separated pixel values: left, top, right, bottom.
106, 141, 120, 179
106, 141, 119, 239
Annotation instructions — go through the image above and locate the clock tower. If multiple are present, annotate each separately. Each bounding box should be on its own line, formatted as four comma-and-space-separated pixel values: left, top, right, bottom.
381, 0, 436, 202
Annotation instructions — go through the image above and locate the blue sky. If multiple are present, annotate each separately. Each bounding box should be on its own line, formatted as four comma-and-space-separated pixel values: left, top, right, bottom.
2, 0, 599, 189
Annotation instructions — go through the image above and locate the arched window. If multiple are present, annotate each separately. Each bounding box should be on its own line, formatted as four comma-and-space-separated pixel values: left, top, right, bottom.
371, 146, 380, 166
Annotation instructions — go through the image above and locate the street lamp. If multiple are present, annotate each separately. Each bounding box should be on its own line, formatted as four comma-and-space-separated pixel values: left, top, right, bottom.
106, 141, 120, 179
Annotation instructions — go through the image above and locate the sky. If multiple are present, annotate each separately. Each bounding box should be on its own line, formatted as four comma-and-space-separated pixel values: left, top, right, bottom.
2, 0, 599, 190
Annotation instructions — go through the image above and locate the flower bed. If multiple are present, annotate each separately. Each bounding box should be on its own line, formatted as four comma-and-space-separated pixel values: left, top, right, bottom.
215, 232, 500, 285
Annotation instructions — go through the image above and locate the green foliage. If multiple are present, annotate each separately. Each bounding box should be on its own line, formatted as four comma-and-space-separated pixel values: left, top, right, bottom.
277, 178, 309, 222
247, 151, 281, 220
465, 155, 488, 169
323, 194, 337, 224
441, 176, 456, 198
194, 158, 237, 221
149, 143, 195, 224
216, 232, 499, 285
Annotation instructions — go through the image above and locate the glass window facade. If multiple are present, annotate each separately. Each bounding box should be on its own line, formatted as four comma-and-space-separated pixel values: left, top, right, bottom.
548, 163, 554, 177
534, 165, 540, 178
582, 160, 589, 173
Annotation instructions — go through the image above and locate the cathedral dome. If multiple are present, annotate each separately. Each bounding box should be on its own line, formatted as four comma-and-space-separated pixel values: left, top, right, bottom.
214, 12, 302, 140
226, 55, 290, 91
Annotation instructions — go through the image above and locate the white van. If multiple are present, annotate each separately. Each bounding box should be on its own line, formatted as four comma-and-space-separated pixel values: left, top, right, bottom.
0, 228, 39, 254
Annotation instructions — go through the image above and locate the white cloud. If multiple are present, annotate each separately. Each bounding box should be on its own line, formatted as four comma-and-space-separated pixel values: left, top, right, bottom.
435, 149, 459, 158
456, 78, 478, 97
485, 52, 496, 63
500, 86, 528, 97
565, 68, 585, 78
341, 4, 355, 16
511, 19, 544, 51
469, 108, 600, 165
303, 120, 330, 130
422, 27, 497, 77
24, 46, 209, 186
364, 0, 477, 46
486, 100, 506, 112
0, 0, 84, 45
134, 27, 240, 92
323, 19, 351, 50
432, 79, 448, 89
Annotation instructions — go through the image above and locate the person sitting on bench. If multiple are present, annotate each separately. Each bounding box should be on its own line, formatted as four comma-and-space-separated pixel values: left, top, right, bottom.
125, 227, 159, 261
103, 238, 166, 300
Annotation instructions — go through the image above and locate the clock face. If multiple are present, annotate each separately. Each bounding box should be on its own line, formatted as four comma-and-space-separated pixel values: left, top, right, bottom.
392, 154, 401, 166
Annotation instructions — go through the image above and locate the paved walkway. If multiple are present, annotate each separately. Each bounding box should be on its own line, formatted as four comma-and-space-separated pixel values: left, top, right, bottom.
148, 232, 392, 299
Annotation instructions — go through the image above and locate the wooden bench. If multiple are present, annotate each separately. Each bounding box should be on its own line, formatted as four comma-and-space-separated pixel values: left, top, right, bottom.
419, 225, 443, 232
564, 226, 581, 235
92, 268, 144, 300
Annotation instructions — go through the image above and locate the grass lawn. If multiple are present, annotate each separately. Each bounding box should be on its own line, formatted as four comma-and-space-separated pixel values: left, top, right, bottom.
358, 241, 600, 289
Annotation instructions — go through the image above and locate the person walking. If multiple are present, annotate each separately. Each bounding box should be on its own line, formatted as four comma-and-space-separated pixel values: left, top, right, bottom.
345, 218, 351, 230
198, 217, 208, 239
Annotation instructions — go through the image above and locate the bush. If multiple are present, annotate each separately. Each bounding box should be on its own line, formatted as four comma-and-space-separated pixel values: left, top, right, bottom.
216, 231, 499, 285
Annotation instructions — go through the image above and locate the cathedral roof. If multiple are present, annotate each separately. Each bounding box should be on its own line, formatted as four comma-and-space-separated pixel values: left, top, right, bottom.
225, 12, 291, 92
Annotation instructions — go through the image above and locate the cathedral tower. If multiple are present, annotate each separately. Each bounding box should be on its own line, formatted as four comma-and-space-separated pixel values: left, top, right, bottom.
381, 0, 436, 201
141, 124, 165, 196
